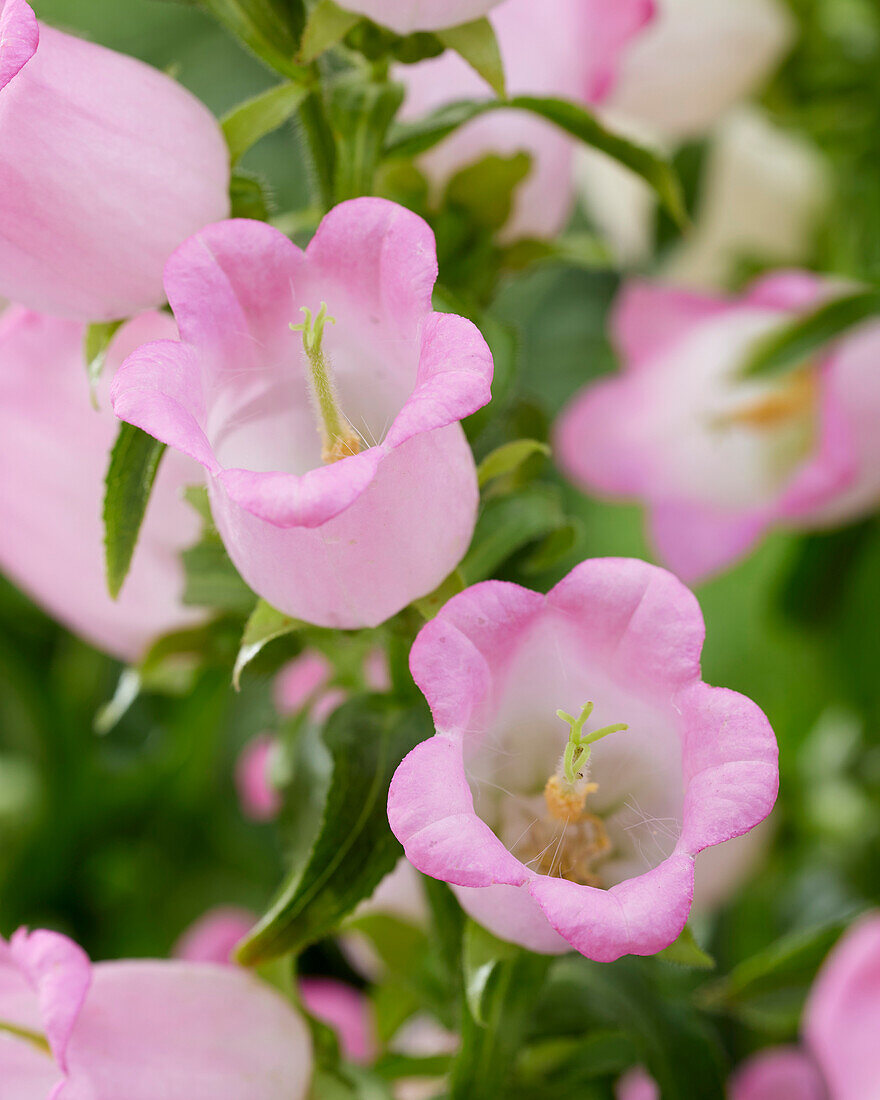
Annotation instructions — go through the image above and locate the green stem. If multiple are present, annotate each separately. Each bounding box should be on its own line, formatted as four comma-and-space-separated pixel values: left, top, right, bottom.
298, 76, 337, 212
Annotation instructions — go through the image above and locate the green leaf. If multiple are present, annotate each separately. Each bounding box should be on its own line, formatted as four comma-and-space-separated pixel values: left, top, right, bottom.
385, 95, 687, 226
537, 957, 727, 1100
83, 320, 123, 407
222, 80, 310, 163
412, 569, 465, 620
658, 924, 716, 970
327, 74, 405, 200
235, 696, 430, 963
181, 539, 256, 615
196, 0, 307, 78
299, 0, 360, 61
477, 439, 550, 489
445, 152, 531, 232
436, 18, 505, 98
229, 169, 274, 220
103, 425, 166, 600
460, 485, 568, 583
500, 232, 611, 273
450, 921, 551, 1100
519, 520, 581, 575
738, 288, 880, 379
463, 920, 518, 1026
233, 598, 302, 689
515, 1032, 638, 1091
698, 919, 848, 1030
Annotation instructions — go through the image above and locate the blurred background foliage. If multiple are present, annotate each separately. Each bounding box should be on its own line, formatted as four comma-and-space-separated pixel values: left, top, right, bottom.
2, 0, 879, 1092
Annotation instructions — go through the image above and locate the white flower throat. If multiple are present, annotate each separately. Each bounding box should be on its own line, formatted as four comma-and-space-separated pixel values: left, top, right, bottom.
518, 703, 629, 888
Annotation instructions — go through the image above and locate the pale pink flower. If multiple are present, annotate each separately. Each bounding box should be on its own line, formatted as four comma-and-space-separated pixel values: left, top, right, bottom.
396, 0, 654, 240
0, 0, 229, 321
0, 307, 202, 660
388, 558, 777, 960
576, 0, 794, 263
111, 201, 492, 629
0, 926, 312, 1099
555, 272, 880, 582
342, 0, 503, 33
728, 1048, 826, 1100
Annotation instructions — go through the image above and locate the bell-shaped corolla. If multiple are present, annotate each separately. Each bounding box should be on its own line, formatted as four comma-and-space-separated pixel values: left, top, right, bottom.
388, 558, 778, 960
0, 307, 202, 660
555, 272, 880, 582
111, 200, 493, 629
395, 0, 654, 240
0, 926, 312, 1099
0, 0, 229, 321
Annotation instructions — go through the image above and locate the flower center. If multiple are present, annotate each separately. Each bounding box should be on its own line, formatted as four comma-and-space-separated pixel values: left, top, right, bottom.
291, 303, 361, 464
517, 703, 628, 888
714, 367, 817, 433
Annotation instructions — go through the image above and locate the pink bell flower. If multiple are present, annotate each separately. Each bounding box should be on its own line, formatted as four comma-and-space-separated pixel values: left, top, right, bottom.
235, 735, 284, 822
0, 0, 229, 322
111, 200, 493, 629
555, 272, 880, 582
387, 558, 777, 961
0, 926, 312, 1099
396, 0, 654, 241
0, 307, 202, 661
341, 0, 503, 33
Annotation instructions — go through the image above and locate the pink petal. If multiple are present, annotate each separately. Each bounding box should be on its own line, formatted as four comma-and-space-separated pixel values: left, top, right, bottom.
803, 914, 880, 1100
728, 1047, 826, 1100
57, 962, 312, 1100
7, 929, 91, 1073
299, 979, 376, 1064
0, 308, 203, 660
0, 17, 228, 320
0, 0, 37, 91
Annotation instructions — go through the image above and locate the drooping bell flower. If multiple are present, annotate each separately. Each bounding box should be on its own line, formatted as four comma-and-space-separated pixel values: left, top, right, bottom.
576, 0, 794, 262
0, 926, 312, 1099
0, 307, 202, 660
341, 0, 503, 33
555, 272, 880, 582
0, 0, 229, 321
396, 0, 654, 241
618, 913, 880, 1100
388, 558, 777, 960
111, 200, 493, 629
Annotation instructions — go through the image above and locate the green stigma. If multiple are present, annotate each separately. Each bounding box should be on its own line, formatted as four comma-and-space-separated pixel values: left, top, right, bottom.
290, 303, 360, 464
556, 702, 628, 786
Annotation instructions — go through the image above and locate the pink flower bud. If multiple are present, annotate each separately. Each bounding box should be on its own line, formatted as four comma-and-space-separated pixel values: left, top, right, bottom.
111, 201, 493, 629
0, 0, 229, 321
0, 307, 202, 660
388, 558, 778, 960
0, 926, 312, 1099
